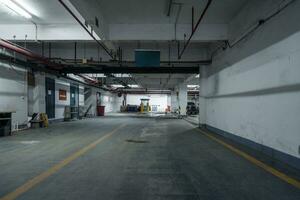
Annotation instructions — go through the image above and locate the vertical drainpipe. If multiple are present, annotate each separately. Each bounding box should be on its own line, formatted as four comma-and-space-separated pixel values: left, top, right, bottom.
41, 41, 44, 57
74, 42, 77, 64
192, 6, 194, 32
48, 42, 52, 59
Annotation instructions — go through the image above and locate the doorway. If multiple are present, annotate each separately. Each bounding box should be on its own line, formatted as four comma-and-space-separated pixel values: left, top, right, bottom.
45, 77, 55, 119
70, 84, 79, 118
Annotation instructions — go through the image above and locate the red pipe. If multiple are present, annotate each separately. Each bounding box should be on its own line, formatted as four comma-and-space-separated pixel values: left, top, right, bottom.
0, 39, 47, 62
0, 39, 61, 69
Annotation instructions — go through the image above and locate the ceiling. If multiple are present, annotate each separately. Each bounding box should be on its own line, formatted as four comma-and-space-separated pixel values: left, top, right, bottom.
0, 0, 76, 24
0, 0, 248, 91
97, 0, 247, 24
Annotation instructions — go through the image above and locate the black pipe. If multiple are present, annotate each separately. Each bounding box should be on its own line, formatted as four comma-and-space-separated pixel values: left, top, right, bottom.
166, 0, 173, 17
192, 6, 194, 32
58, 0, 114, 60
41, 41, 44, 57
49, 58, 211, 65
178, 0, 212, 59
0, 53, 111, 91
48, 42, 51, 59
210, 0, 296, 59
74, 42, 77, 64
60, 66, 200, 74
227, 0, 296, 49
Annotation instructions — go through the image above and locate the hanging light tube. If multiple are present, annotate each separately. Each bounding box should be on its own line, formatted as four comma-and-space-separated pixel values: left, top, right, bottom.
0, 0, 32, 19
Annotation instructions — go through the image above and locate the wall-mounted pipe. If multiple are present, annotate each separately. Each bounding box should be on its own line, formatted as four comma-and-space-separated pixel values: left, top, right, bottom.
0, 38, 64, 70
0, 38, 56, 67
0, 38, 114, 91
0, 51, 112, 92
210, 0, 296, 59
178, 0, 212, 59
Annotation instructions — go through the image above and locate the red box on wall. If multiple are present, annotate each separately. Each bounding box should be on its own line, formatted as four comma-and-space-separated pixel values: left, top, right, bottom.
97, 106, 105, 116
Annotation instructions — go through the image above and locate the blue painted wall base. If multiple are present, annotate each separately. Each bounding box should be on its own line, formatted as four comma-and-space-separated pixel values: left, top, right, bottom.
203, 124, 300, 171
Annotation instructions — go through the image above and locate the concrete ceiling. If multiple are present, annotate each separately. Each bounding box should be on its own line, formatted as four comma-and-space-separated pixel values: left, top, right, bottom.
0, 0, 76, 24
0, 0, 247, 91
0, 0, 247, 25
97, 0, 247, 24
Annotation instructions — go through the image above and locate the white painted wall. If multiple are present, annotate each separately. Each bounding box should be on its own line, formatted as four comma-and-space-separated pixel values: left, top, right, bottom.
54, 80, 71, 120
0, 62, 28, 129
126, 94, 168, 112
101, 91, 121, 113
0, 60, 120, 126
84, 87, 122, 116
201, 1, 300, 159
0, 24, 92, 41
109, 24, 227, 41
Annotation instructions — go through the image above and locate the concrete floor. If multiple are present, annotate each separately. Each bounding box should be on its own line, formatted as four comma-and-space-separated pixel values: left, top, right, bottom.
0, 116, 299, 200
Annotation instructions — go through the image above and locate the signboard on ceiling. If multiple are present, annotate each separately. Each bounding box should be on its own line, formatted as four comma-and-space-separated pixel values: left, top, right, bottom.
59, 89, 67, 101
135, 49, 160, 67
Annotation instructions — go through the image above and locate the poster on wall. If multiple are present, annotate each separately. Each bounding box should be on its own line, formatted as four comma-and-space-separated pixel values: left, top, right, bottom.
59, 89, 67, 100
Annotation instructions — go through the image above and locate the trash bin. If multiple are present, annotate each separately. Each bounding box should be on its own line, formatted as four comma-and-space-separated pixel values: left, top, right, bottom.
97, 106, 105, 116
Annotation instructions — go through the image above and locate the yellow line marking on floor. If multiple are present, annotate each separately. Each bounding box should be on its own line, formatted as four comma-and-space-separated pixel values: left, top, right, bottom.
0, 124, 126, 200
195, 128, 300, 189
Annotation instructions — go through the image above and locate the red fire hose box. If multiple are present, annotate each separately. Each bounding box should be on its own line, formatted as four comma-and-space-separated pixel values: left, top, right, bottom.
97, 106, 105, 116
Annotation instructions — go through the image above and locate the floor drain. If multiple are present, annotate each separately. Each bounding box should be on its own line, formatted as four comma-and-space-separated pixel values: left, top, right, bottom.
126, 139, 149, 143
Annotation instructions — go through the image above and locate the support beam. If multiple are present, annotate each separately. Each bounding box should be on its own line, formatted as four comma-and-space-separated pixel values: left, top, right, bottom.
60, 66, 200, 74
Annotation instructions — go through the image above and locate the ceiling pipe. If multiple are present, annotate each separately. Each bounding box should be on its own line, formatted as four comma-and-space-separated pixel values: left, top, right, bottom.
178, 0, 212, 59
58, 0, 115, 60
0, 38, 113, 91
50, 58, 211, 65
0, 52, 111, 91
166, 0, 173, 17
60, 66, 200, 74
0, 39, 45, 62
0, 38, 61, 69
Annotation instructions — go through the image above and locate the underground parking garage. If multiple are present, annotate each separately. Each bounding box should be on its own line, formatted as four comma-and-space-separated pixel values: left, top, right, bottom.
0, 0, 300, 199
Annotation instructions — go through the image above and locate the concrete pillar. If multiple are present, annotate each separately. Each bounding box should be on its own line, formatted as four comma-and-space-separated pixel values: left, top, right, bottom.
199, 66, 207, 127
167, 94, 171, 109
170, 90, 178, 112
178, 83, 187, 116
33, 72, 46, 113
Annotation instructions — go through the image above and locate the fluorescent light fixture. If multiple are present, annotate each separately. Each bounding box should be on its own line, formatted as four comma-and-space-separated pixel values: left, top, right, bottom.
111, 84, 125, 88
128, 84, 140, 88
0, 0, 32, 19
113, 74, 132, 78
85, 73, 106, 78
187, 85, 200, 88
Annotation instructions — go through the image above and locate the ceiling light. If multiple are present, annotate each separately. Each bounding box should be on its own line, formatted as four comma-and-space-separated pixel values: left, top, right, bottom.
187, 85, 200, 88
128, 84, 140, 88
113, 74, 132, 78
85, 73, 106, 78
111, 84, 125, 88
0, 0, 32, 19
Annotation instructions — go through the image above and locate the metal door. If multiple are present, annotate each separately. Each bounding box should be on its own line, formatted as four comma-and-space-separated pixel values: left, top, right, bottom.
70, 84, 79, 107
45, 78, 55, 119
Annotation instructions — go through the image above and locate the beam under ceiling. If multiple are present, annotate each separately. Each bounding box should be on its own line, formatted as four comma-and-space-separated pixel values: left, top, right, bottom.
60, 66, 200, 74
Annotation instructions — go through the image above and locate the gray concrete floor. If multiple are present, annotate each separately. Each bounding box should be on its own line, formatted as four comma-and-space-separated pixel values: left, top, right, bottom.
0, 117, 299, 200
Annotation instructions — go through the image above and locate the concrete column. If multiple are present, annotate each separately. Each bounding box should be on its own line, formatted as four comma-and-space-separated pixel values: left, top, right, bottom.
178, 83, 187, 116
170, 90, 178, 112
199, 66, 207, 127
33, 72, 46, 113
